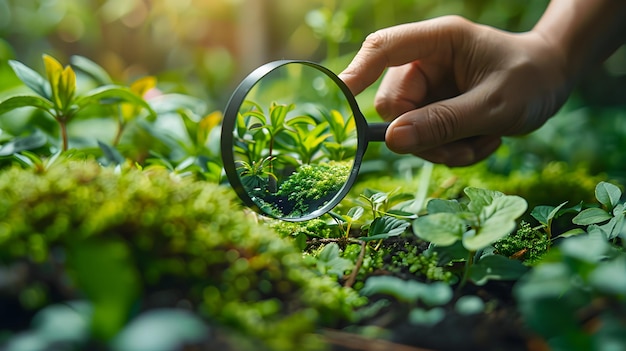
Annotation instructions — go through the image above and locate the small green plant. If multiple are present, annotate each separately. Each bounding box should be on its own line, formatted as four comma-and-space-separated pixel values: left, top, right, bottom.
571, 181, 625, 242
413, 187, 528, 287
0, 55, 155, 151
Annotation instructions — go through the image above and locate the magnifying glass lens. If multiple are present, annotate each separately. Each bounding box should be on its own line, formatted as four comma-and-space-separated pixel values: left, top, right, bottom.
221, 61, 376, 221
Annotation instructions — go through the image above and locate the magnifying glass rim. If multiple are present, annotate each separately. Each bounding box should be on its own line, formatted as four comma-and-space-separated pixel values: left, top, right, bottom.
220, 59, 368, 222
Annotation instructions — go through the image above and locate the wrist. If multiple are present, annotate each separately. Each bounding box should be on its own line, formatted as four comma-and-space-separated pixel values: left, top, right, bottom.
532, 0, 626, 80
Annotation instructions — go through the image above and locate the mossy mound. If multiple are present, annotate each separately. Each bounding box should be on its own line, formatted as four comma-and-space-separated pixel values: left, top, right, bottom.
0, 160, 362, 350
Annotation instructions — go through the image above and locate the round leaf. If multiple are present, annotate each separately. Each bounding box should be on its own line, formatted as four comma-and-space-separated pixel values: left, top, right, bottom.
413, 212, 465, 246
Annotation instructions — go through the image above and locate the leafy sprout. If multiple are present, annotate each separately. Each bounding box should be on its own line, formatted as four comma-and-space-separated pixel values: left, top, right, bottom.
0, 54, 156, 151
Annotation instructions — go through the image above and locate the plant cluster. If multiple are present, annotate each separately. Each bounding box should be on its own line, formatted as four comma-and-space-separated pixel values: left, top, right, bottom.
0, 54, 223, 181
390, 244, 454, 283
0, 159, 364, 351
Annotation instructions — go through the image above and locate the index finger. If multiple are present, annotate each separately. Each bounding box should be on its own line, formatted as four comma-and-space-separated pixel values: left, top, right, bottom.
338, 17, 467, 95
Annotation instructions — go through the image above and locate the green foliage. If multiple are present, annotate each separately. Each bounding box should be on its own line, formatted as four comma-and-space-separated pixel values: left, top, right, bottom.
572, 181, 625, 241
493, 221, 551, 265
414, 187, 528, 252
390, 244, 454, 283
360, 276, 453, 326
276, 161, 351, 216
1, 55, 155, 151
0, 159, 363, 350
515, 234, 626, 351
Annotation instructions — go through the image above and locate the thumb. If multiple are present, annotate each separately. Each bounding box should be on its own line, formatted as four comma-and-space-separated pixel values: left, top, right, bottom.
385, 86, 502, 154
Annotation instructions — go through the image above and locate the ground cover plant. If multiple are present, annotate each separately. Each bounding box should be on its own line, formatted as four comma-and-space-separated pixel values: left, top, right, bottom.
1, 46, 625, 351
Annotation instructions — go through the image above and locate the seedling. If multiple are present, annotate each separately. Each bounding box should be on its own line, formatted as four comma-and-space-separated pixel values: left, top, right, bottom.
413, 187, 528, 287
0, 55, 155, 151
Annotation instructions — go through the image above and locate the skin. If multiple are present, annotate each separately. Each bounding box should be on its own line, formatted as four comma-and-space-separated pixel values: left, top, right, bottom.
339, 0, 626, 167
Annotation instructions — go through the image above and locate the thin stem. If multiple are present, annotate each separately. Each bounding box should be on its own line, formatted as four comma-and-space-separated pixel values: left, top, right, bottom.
113, 119, 125, 146
344, 241, 366, 288
59, 120, 68, 151
457, 250, 475, 292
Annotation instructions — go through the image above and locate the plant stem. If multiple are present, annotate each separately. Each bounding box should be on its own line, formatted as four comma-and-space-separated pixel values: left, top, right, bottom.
59, 120, 68, 151
344, 241, 366, 288
457, 250, 475, 292
113, 120, 125, 146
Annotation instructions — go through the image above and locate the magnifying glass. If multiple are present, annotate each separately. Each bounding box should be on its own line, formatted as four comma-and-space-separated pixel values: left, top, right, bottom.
221, 60, 388, 221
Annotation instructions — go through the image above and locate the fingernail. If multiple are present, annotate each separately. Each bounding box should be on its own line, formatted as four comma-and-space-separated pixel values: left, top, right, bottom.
387, 124, 417, 153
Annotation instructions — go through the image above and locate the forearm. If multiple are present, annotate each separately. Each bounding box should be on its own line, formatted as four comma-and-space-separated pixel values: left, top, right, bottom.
532, 0, 626, 79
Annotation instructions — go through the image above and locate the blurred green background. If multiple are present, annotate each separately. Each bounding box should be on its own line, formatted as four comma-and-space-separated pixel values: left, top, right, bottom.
1, 0, 625, 180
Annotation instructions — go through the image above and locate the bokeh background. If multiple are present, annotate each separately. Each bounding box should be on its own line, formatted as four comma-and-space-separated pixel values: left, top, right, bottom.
1, 0, 625, 181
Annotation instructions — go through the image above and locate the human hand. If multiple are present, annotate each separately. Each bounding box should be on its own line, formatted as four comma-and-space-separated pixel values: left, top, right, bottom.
339, 16, 573, 166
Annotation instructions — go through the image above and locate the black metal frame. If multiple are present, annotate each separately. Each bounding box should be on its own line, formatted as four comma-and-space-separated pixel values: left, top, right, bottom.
220, 60, 388, 221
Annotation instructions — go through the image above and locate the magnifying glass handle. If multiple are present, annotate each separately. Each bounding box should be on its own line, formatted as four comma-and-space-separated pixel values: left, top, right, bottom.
368, 122, 390, 143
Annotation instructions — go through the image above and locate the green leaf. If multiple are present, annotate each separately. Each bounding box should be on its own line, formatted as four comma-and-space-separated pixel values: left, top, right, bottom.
557, 228, 586, 239
112, 309, 207, 351
455, 295, 485, 315
71, 55, 113, 85
572, 207, 612, 225
426, 198, 463, 214
68, 239, 141, 341
559, 234, 610, 263
469, 254, 529, 285
360, 216, 409, 241
31, 301, 92, 345
0, 131, 47, 156
595, 181, 622, 210
463, 195, 528, 251
98, 141, 125, 166
531, 201, 569, 226
0, 95, 55, 115
408, 307, 445, 326
465, 187, 500, 214
360, 276, 422, 303
74, 85, 157, 119
588, 256, 626, 294
346, 206, 364, 221
420, 282, 454, 307
413, 212, 465, 246
8, 60, 51, 98
360, 276, 452, 306
316, 243, 352, 277
148, 93, 207, 116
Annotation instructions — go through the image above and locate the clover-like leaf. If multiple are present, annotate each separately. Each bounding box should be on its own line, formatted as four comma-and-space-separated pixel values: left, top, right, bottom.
463, 194, 527, 251
413, 212, 465, 247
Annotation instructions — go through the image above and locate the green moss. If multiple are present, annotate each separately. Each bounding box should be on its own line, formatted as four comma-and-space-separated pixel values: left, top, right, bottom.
0, 159, 364, 350
493, 221, 550, 265
390, 244, 454, 283
276, 161, 351, 216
